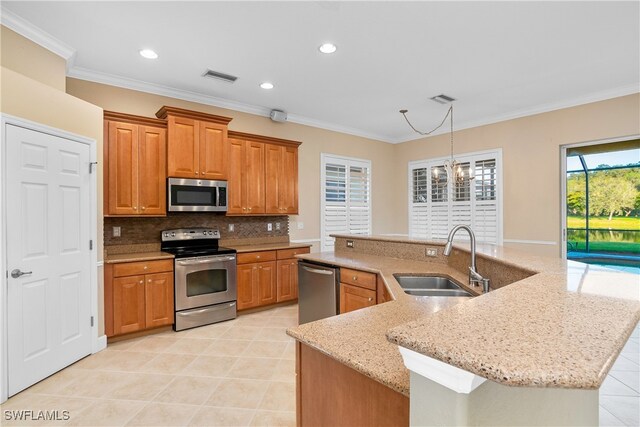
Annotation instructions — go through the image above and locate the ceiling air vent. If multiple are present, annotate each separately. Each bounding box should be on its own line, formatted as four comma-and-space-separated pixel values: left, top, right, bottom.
203, 69, 238, 83
430, 94, 456, 104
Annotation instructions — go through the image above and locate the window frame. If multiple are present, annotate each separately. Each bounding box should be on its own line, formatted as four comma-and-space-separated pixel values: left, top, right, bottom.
321, 153, 373, 252
407, 148, 503, 244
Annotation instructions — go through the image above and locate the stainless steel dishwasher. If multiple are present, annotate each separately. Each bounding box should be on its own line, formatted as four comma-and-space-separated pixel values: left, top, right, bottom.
298, 261, 340, 324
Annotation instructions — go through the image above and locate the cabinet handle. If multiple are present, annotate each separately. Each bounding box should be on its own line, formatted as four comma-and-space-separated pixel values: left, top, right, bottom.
195, 171, 199, 175
243, 207, 247, 211
148, 279, 151, 283
259, 266, 263, 269
248, 207, 252, 212
256, 255, 261, 259
353, 276, 357, 281
133, 206, 137, 210
141, 206, 146, 210
139, 280, 143, 284
368, 297, 373, 302
253, 267, 257, 270
144, 266, 148, 270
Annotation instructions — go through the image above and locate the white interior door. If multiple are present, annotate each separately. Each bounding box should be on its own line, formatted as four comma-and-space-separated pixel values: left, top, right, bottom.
6, 124, 92, 396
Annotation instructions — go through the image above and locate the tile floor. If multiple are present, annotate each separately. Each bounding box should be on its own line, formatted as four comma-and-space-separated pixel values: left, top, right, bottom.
1, 304, 298, 427
1, 304, 639, 426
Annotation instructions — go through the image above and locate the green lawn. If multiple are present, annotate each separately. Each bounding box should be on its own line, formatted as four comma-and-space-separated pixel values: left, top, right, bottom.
568, 241, 640, 254
567, 216, 640, 230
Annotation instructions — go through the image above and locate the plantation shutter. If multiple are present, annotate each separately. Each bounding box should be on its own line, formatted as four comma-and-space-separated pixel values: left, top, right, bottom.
408, 151, 501, 244
322, 155, 372, 251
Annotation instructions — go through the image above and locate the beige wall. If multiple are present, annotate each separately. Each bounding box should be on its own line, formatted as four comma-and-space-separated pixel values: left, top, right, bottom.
394, 94, 640, 256
66, 78, 399, 249
0, 26, 105, 334
0, 26, 67, 91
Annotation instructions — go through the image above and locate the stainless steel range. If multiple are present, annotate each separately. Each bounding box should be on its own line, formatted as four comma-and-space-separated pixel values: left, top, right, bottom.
161, 228, 237, 331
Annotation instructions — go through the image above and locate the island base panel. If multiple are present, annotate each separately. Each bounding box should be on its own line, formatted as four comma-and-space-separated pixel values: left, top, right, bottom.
297, 342, 409, 427
410, 371, 598, 426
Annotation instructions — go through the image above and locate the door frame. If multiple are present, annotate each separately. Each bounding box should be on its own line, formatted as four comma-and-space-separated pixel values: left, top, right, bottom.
0, 114, 100, 403
559, 134, 640, 259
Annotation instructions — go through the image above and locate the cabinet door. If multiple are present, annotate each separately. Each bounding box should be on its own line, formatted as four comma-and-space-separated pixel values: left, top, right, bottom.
279, 146, 298, 214
244, 141, 266, 214
258, 261, 277, 305
227, 138, 245, 215
264, 144, 282, 214
339, 283, 376, 314
199, 121, 227, 180
138, 125, 167, 215
167, 116, 199, 178
237, 264, 260, 310
277, 259, 298, 302
145, 272, 174, 328
113, 275, 146, 335
107, 121, 139, 215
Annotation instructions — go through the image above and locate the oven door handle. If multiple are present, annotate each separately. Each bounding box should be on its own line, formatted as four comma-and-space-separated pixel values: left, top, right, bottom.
176, 256, 236, 266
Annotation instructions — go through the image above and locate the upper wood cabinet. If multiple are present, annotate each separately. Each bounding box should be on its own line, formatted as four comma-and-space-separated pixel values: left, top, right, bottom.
104, 112, 167, 216
156, 106, 232, 180
227, 131, 301, 216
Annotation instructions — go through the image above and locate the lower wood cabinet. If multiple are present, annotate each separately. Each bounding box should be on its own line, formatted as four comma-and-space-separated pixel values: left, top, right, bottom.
237, 261, 277, 310
237, 247, 310, 311
105, 259, 174, 337
340, 283, 376, 314
339, 267, 380, 314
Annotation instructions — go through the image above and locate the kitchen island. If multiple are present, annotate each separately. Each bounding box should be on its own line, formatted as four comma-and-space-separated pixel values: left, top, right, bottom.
287, 235, 640, 426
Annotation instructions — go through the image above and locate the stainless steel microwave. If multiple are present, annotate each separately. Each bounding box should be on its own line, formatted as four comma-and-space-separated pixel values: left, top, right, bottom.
168, 178, 227, 212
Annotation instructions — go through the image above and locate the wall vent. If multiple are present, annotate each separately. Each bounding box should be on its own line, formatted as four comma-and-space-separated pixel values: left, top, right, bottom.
430, 94, 456, 104
203, 69, 238, 83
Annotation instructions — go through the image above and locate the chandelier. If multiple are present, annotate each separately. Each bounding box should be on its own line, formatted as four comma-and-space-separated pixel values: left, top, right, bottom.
400, 104, 473, 185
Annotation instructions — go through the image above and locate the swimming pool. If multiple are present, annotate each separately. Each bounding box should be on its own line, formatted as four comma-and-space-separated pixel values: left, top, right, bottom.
567, 254, 640, 274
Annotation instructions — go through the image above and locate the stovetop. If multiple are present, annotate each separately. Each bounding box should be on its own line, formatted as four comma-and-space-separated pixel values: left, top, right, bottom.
160, 227, 236, 259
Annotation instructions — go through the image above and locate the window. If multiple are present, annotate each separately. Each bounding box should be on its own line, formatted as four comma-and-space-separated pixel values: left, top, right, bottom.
408, 150, 502, 244
321, 154, 372, 251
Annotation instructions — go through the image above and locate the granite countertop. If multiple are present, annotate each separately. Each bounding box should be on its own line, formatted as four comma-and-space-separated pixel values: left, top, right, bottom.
226, 242, 312, 253
104, 251, 174, 264
287, 237, 640, 395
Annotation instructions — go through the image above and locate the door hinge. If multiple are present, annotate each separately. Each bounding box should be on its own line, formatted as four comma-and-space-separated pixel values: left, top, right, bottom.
90, 316, 94, 327
89, 240, 93, 250
89, 161, 98, 174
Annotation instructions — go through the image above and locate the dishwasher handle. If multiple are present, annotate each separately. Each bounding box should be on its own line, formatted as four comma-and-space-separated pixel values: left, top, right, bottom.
301, 265, 335, 275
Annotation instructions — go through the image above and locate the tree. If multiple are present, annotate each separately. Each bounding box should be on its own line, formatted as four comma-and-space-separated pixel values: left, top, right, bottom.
588, 172, 636, 220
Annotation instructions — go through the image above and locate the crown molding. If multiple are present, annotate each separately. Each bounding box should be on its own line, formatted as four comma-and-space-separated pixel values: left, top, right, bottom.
0, 6, 77, 68
392, 84, 640, 144
67, 67, 395, 144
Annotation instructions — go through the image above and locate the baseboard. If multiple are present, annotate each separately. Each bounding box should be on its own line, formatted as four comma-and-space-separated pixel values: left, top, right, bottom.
94, 334, 107, 353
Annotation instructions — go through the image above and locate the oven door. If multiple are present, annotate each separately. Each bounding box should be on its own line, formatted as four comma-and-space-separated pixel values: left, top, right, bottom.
175, 255, 237, 310
168, 178, 227, 212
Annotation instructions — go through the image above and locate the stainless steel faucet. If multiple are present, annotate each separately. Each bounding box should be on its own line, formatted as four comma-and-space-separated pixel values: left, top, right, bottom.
443, 225, 490, 293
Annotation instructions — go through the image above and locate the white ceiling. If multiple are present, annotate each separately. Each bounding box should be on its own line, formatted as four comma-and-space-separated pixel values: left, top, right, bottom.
3, 1, 639, 143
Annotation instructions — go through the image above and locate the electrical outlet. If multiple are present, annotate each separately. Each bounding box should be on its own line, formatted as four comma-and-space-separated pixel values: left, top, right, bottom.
228, 224, 234, 232
346, 240, 354, 248
113, 226, 121, 237
275, 222, 281, 230
297, 222, 304, 230
426, 248, 438, 257
267, 223, 273, 232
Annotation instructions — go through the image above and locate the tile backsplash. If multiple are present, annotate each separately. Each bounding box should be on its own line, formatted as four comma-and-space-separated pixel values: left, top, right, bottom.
104, 213, 289, 246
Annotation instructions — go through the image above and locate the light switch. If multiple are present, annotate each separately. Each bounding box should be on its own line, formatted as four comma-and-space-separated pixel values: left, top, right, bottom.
113, 226, 121, 237
267, 223, 273, 232
228, 224, 234, 232
297, 222, 304, 230
275, 222, 281, 230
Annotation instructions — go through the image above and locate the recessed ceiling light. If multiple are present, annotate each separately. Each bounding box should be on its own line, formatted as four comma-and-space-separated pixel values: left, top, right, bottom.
260, 82, 274, 90
318, 43, 337, 54
139, 49, 158, 59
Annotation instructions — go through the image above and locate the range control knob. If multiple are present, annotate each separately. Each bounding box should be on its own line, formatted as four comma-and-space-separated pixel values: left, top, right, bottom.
203, 231, 207, 235
171, 232, 176, 237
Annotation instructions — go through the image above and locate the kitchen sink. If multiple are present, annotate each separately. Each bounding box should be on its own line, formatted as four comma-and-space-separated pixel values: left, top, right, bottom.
393, 274, 473, 297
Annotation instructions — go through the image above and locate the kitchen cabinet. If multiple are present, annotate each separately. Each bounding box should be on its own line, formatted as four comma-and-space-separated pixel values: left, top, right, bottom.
105, 259, 174, 337
155, 106, 232, 180
265, 143, 298, 214
237, 247, 310, 310
104, 112, 167, 216
339, 267, 378, 314
227, 131, 301, 216
237, 261, 276, 310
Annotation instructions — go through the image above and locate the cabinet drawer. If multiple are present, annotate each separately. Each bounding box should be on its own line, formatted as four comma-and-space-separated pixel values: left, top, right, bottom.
113, 259, 174, 277
237, 250, 277, 264
340, 268, 376, 291
277, 247, 310, 260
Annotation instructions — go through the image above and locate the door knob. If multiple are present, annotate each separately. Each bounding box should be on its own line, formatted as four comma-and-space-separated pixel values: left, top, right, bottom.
11, 269, 32, 278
